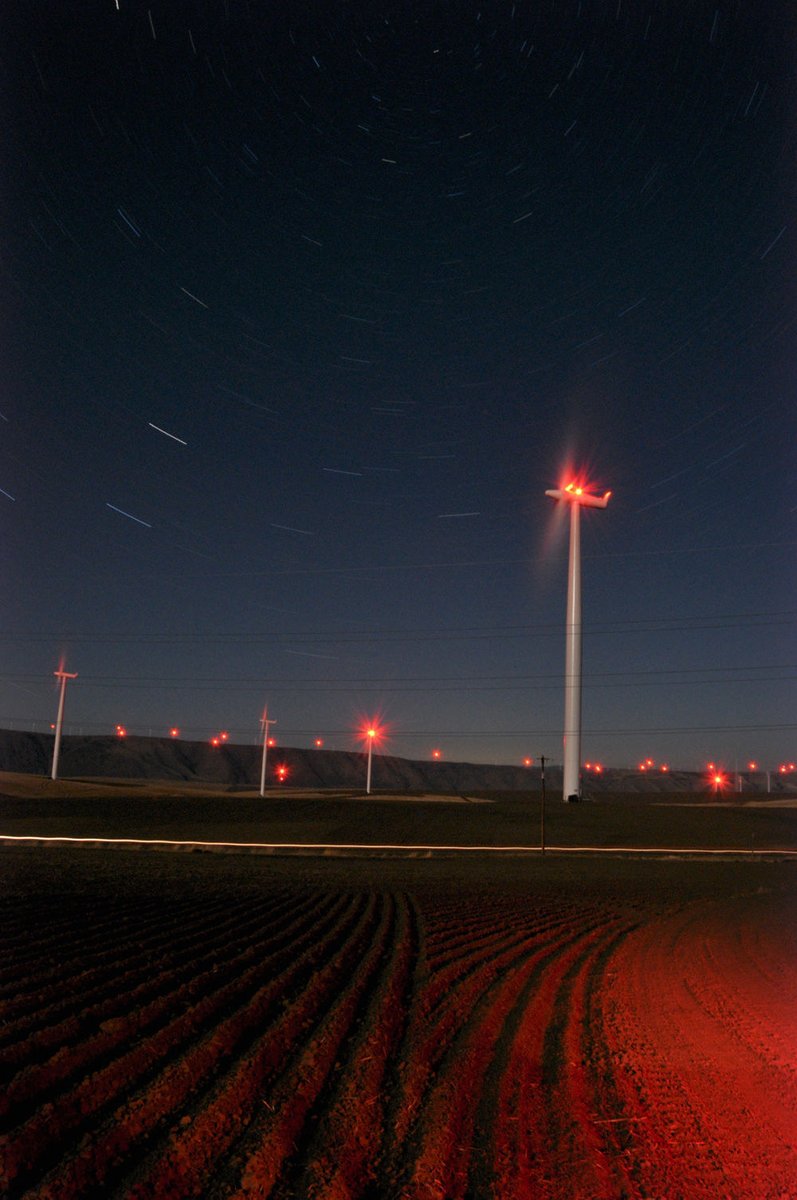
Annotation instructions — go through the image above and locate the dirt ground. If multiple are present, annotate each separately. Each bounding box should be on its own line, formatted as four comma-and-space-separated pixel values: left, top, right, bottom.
2, 843, 796, 1199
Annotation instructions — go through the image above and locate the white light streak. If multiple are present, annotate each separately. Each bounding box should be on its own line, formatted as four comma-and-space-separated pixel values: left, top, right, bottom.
180, 287, 209, 308
323, 467, 362, 476
106, 503, 152, 528
437, 512, 481, 518
148, 422, 187, 445
1, 833, 792, 858
270, 524, 314, 535
0, 488, 15, 501
760, 226, 787, 260
117, 208, 141, 237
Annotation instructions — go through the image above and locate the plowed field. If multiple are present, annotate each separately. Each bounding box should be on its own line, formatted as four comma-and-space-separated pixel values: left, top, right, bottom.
2, 849, 795, 1199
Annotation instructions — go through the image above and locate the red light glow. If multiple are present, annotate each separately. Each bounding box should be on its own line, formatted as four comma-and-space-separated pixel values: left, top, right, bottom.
660, 764, 669, 773
115, 725, 126, 738
432, 748, 441, 759
314, 738, 323, 747
267, 737, 276, 747
170, 727, 179, 738
523, 757, 533, 767
276, 764, 288, 782
355, 713, 388, 750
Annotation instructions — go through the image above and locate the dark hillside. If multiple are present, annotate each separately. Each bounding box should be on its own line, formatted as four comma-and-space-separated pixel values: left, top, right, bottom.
0, 729, 791, 797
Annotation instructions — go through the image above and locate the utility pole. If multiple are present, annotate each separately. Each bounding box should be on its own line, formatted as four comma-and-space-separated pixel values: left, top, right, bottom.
259, 706, 277, 797
545, 480, 611, 801
540, 755, 546, 855
51, 668, 78, 781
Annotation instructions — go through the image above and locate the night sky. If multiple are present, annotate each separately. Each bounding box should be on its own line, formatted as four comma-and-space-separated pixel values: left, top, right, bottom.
3, 1, 795, 772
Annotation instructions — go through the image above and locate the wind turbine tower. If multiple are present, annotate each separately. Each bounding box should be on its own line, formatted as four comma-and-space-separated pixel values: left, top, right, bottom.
545, 481, 611, 801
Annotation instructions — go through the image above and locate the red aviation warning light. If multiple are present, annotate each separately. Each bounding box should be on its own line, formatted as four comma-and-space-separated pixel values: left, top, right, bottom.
432, 748, 441, 760
314, 738, 324, 747
115, 725, 127, 738
551, 481, 612, 509
523, 757, 533, 767
276, 763, 288, 783
169, 727, 180, 738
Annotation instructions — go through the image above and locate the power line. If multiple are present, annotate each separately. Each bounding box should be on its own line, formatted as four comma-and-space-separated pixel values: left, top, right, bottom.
3, 718, 795, 738
1, 672, 794, 695
115, 538, 797, 581
0, 608, 793, 645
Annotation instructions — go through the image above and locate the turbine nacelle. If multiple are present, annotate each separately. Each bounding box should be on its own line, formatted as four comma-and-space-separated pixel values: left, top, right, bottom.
545, 482, 611, 509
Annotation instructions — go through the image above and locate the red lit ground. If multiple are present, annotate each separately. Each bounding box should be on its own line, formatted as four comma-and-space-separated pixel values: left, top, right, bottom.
1, 847, 795, 1199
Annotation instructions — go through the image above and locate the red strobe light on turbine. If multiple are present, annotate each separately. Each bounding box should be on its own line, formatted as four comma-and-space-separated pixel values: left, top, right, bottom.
546, 479, 611, 802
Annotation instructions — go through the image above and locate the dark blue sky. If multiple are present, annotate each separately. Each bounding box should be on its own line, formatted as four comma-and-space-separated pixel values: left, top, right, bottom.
2, 1, 795, 771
